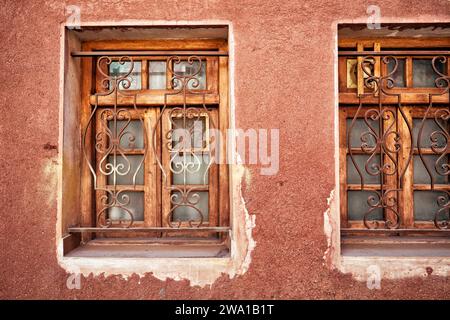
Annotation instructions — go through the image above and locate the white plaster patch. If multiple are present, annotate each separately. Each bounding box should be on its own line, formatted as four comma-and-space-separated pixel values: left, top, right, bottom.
341, 257, 450, 281
40, 157, 60, 207
323, 189, 334, 263
323, 188, 340, 270
58, 162, 256, 288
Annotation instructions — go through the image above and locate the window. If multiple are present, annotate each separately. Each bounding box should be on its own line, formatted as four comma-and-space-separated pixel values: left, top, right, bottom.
70, 39, 230, 250
338, 37, 450, 238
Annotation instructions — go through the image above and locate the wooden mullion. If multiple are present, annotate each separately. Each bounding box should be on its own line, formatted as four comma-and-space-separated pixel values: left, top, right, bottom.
119, 149, 145, 155
209, 110, 219, 233
347, 184, 381, 191
413, 148, 444, 155
383, 106, 399, 227
170, 184, 210, 191
141, 58, 149, 90
373, 42, 381, 97
90, 93, 220, 106
413, 184, 450, 191
206, 57, 219, 93
144, 108, 159, 237
166, 58, 173, 90
80, 43, 95, 244
398, 106, 414, 227
340, 92, 449, 105
104, 185, 145, 191
357, 43, 364, 96
406, 57, 413, 88
218, 56, 230, 236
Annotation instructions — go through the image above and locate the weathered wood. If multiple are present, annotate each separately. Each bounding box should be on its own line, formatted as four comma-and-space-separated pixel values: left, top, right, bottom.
90, 94, 220, 106
398, 106, 414, 227
338, 37, 450, 49
69, 226, 230, 233
218, 56, 230, 234
80, 42, 94, 243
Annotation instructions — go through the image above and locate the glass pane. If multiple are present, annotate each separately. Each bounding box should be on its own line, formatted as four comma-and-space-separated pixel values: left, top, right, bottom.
347, 191, 383, 220
172, 154, 210, 185
413, 119, 447, 149
413, 59, 446, 88
413, 155, 448, 184
149, 61, 166, 89
173, 61, 206, 90
108, 191, 144, 221
109, 61, 141, 90
348, 191, 383, 220
346, 118, 379, 148
387, 58, 405, 87
108, 120, 144, 150
172, 117, 206, 150
107, 155, 144, 185
347, 154, 381, 184
172, 191, 209, 221
414, 191, 449, 221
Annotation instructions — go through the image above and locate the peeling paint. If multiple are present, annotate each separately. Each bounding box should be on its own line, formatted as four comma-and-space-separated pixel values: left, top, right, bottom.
323, 188, 339, 269
57, 162, 256, 287
341, 257, 450, 281
41, 158, 59, 207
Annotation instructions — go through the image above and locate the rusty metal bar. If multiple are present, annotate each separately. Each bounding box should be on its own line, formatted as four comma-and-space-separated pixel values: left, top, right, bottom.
69, 227, 230, 233
72, 50, 228, 57
341, 228, 450, 234
339, 50, 450, 56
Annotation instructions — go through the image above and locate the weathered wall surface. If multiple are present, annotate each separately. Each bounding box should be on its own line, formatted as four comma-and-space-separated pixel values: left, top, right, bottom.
1, 0, 450, 299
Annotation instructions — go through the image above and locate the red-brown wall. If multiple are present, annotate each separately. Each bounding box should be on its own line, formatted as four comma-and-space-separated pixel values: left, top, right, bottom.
1, 0, 450, 299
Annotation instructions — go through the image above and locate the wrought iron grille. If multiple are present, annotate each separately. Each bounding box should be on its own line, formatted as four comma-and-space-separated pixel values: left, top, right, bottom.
73, 53, 228, 234
152, 56, 216, 228
342, 53, 450, 232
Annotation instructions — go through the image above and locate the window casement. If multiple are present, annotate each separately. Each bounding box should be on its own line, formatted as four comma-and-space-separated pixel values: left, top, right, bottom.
338, 37, 450, 239
69, 39, 230, 250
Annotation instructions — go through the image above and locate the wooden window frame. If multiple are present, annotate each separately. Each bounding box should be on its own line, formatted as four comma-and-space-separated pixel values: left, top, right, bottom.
79, 39, 230, 244
338, 37, 450, 237
338, 38, 450, 105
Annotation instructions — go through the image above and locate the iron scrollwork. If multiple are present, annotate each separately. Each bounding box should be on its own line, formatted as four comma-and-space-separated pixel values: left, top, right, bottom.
348, 55, 450, 229
83, 55, 215, 229
152, 56, 215, 228
417, 56, 450, 229
83, 56, 146, 228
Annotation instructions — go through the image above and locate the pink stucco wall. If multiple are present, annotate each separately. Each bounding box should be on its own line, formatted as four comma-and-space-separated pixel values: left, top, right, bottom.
1, 0, 450, 299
